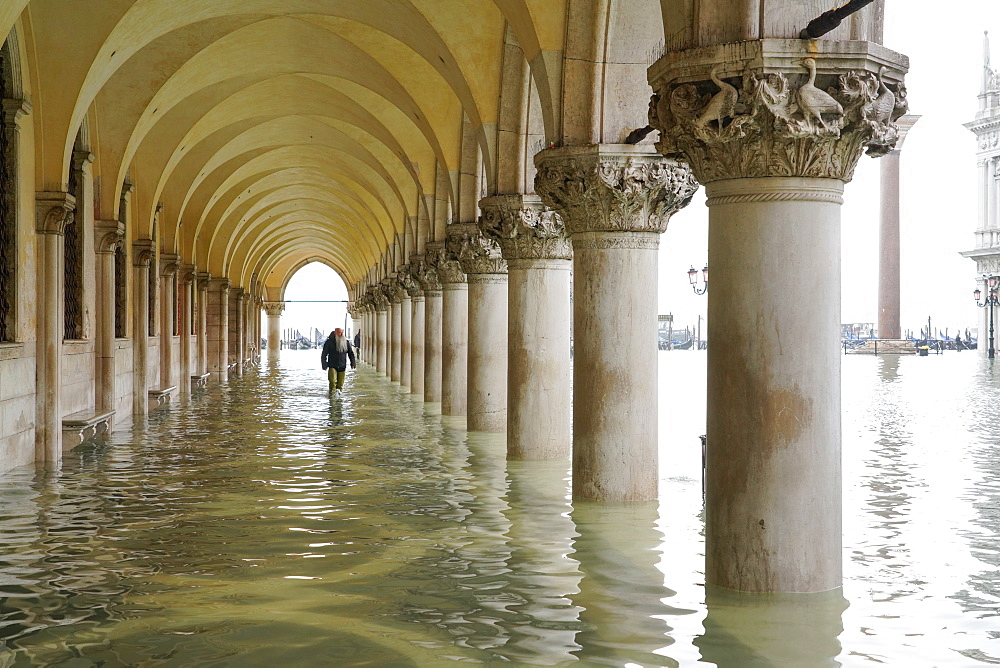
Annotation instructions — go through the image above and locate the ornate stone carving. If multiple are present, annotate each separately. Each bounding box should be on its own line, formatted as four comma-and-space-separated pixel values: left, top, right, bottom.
35, 192, 76, 235
647, 40, 910, 183
425, 241, 465, 284
196, 271, 211, 292
479, 194, 571, 261
386, 277, 406, 303
95, 220, 125, 254
534, 145, 696, 236
409, 254, 438, 293
446, 222, 507, 275
159, 253, 180, 277
369, 285, 389, 311
132, 239, 154, 267
397, 264, 422, 298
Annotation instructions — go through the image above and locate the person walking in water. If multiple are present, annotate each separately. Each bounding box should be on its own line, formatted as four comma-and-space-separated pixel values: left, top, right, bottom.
353, 330, 361, 358
321, 327, 356, 394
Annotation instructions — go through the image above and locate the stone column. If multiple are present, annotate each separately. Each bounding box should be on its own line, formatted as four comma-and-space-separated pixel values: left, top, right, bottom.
648, 41, 908, 592
178, 267, 193, 398
207, 278, 230, 382
131, 240, 153, 415
878, 115, 919, 341
233, 289, 245, 377
264, 301, 284, 362
407, 257, 426, 394
449, 222, 508, 432
196, 273, 209, 376
35, 193, 75, 460
415, 252, 443, 402
389, 283, 403, 383
159, 254, 179, 390
400, 290, 412, 390
430, 241, 467, 415
374, 287, 389, 376
94, 220, 123, 413
481, 195, 572, 457
536, 145, 696, 500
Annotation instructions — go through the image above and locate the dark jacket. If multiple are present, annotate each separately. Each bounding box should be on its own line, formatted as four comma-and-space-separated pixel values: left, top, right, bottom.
321, 334, 356, 372
354, 332, 361, 349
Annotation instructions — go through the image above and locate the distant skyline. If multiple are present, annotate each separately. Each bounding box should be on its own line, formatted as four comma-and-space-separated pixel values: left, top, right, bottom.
277, 3, 999, 340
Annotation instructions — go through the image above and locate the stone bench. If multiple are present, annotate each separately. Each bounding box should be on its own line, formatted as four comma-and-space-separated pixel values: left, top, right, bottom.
62, 409, 115, 451
191, 373, 210, 389
148, 385, 178, 409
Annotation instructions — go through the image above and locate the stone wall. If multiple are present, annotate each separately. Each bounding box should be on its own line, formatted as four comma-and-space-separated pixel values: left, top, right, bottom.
0, 343, 35, 470
114, 339, 133, 421
61, 341, 95, 415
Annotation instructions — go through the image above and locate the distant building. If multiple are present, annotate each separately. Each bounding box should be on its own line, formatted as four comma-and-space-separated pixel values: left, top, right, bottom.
842, 323, 875, 339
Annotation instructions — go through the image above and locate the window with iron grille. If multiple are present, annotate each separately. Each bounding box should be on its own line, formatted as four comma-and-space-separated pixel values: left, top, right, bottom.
63, 149, 83, 340
0, 47, 16, 342
148, 258, 156, 336
114, 243, 126, 337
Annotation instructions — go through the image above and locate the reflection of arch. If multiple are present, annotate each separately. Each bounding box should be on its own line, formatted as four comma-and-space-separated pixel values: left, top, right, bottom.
277, 258, 346, 303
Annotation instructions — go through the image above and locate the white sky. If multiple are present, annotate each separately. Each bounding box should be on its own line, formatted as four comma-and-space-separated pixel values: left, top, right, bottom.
278, 3, 1000, 340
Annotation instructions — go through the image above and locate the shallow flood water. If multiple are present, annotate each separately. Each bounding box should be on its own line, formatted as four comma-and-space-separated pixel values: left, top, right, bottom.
0, 350, 998, 666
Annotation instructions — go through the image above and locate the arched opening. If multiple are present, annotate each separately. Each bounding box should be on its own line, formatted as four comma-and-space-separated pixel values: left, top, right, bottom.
264, 261, 349, 355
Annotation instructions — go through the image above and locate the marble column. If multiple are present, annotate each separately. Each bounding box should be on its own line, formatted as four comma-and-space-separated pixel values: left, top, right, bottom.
648, 41, 909, 592
207, 278, 230, 382
35, 193, 75, 460
407, 256, 426, 394
536, 145, 696, 500
159, 254, 179, 390
430, 241, 467, 416
178, 267, 193, 398
449, 222, 508, 432
389, 284, 403, 383
878, 115, 919, 341
233, 289, 245, 377
481, 195, 572, 457
374, 287, 389, 376
94, 220, 123, 413
415, 251, 443, 403
264, 301, 284, 362
196, 273, 209, 376
131, 240, 153, 415
400, 290, 412, 390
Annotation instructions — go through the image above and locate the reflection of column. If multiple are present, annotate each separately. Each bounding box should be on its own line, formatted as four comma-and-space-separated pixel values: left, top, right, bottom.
264, 301, 284, 362
35, 193, 75, 460
433, 240, 468, 416
649, 42, 908, 592
482, 195, 571, 455
132, 240, 153, 415
878, 115, 919, 340
94, 220, 123, 413
178, 267, 193, 398
207, 278, 230, 383
537, 145, 695, 500
696, 587, 847, 666
450, 222, 508, 432
159, 254, 178, 388
417, 250, 444, 403
570, 502, 675, 665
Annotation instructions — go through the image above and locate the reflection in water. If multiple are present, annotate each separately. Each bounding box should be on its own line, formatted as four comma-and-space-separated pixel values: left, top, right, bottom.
695, 587, 847, 667
1, 352, 1000, 664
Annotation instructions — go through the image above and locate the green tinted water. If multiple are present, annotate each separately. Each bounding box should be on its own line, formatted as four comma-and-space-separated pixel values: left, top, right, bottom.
0, 351, 997, 665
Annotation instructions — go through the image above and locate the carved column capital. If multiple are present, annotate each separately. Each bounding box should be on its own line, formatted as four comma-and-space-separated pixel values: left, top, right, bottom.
369, 285, 390, 311
410, 253, 439, 293
534, 145, 696, 236
94, 219, 125, 254
2, 99, 31, 129
132, 239, 154, 267
208, 277, 230, 294
195, 271, 211, 291
233, 288, 246, 304
159, 253, 180, 277
396, 264, 422, 298
386, 277, 406, 304
425, 240, 465, 285
479, 194, 571, 261
71, 149, 95, 173
647, 39, 910, 183
446, 222, 507, 275
35, 191, 76, 235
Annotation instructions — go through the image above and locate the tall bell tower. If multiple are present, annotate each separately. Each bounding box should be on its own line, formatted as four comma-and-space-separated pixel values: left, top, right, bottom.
962, 32, 1000, 353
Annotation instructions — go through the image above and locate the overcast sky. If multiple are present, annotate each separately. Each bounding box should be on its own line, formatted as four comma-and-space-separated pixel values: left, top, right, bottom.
276, 2, 1000, 340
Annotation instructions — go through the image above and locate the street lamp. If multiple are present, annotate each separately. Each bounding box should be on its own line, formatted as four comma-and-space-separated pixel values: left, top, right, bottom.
688, 264, 708, 295
974, 274, 999, 359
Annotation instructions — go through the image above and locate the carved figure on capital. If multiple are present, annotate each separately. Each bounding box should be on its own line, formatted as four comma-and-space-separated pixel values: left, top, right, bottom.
534, 149, 697, 235
369, 285, 390, 311
479, 195, 571, 261
648, 44, 909, 183
386, 278, 406, 304
425, 240, 465, 284
447, 222, 506, 275
263, 301, 285, 317
409, 254, 439, 293
396, 264, 421, 298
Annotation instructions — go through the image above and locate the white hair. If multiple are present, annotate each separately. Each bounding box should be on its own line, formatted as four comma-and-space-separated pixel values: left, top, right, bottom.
334, 334, 348, 352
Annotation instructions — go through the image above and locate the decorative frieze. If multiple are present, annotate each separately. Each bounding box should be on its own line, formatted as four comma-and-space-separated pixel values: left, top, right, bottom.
534, 145, 696, 236
647, 39, 910, 183
479, 194, 571, 261
446, 222, 507, 275
425, 240, 465, 285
